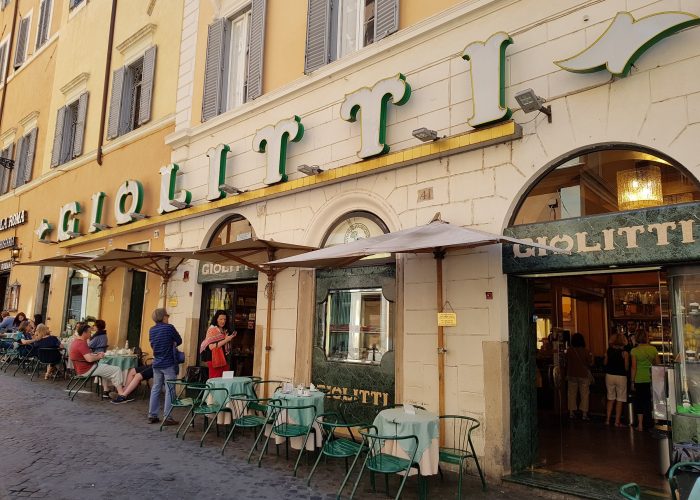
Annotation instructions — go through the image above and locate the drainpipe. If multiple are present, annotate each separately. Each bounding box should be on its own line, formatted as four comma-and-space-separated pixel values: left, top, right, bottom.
96, 0, 117, 165
0, 0, 21, 133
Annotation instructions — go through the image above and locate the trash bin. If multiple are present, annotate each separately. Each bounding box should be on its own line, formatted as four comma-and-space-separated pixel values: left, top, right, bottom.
651, 426, 671, 475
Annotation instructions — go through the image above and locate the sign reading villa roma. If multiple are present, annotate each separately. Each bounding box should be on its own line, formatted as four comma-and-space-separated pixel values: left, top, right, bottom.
0, 211, 27, 232
34, 10, 700, 242
502, 202, 700, 273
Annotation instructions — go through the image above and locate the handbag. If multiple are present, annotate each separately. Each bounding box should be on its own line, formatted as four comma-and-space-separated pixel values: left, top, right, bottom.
173, 344, 185, 364
211, 346, 227, 368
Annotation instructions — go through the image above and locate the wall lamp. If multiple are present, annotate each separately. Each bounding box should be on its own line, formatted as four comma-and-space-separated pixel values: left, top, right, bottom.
10, 246, 20, 263
298, 164, 323, 176
169, 200, 190, 209
412, 127, 438, 142
129, 212, 148, 220
219, 184, 247, 195
514, 88, 552, 123
91, 223, 112, 231
66, 231, 82, 238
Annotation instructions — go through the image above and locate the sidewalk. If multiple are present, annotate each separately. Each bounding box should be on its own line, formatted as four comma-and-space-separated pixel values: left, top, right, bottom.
0, 373, 574, 499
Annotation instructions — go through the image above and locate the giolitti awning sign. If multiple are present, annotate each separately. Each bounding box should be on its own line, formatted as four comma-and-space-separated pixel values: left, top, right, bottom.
502, 202, 700, 273
34, 10, 700, 243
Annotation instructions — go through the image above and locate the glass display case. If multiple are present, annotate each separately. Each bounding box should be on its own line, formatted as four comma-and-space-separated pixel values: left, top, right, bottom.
669, 267, 700, 416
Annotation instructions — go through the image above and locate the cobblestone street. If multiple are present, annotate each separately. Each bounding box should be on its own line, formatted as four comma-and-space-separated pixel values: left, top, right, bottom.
0, 373, 567, 500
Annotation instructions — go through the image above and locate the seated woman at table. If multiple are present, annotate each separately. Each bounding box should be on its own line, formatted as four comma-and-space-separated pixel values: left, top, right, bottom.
20, 324, 61, 378
199, 310, 236, 379
118, 365, 154, 401
88, 320, 108, 353
12, 312, 27, 331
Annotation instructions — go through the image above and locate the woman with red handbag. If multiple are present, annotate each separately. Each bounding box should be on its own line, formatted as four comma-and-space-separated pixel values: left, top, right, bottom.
199, 310, 236, 379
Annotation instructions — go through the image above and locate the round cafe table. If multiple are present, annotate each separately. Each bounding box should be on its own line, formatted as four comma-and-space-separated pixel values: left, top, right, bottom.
207, 376, 256, 424
100, 354, 138, 383
266, 389, 325, 451
373, 407, 440, 476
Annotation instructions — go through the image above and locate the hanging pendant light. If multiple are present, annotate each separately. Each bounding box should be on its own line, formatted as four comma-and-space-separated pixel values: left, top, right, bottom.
616, 163, 663, 211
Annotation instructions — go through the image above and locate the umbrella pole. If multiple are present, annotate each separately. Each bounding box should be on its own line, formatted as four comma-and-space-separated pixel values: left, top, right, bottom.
435, 250, 446, 445
263, 272, 275, 398
98, 276, 106, 318
162, 277, 169, 308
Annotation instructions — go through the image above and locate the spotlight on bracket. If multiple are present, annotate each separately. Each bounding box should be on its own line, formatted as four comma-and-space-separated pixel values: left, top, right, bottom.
91, 223, 112, 231
514, 88, 552, 123
38, 239, 58, 245
129, 212, 148, 220
169, 200, 190, 209
298, 164, 323, 176
66, 231, 82, 238
219, 184, 247, 195
412, 127, 438, 142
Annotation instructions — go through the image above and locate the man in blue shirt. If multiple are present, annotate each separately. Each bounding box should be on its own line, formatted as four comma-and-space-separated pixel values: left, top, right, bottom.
148, 308, 182, 425
0, 311, 15, 332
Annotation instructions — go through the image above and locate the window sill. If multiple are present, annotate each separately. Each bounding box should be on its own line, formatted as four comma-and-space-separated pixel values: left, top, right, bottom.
68, 1, 87, 20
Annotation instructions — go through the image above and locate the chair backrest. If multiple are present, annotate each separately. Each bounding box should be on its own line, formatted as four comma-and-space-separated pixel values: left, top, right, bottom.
268, 399, 317, 426
252, 380, 283, 398
359, 426, 419, 466
669, 461, 700, 500
439, 415, 481, 452
37, 348, 63, 364
380, 403, 426, 412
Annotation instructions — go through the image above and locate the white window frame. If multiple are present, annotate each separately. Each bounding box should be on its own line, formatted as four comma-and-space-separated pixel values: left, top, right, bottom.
225, 8, 251, 111
334, 0, 375, 61
35, 0, 53, 50
14, 10, 32, 68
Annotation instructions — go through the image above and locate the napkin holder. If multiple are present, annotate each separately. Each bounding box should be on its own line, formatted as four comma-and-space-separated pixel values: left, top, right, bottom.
222, 371, 235, 379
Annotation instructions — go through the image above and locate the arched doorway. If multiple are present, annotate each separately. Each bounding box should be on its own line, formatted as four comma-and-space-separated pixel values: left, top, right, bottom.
311, 211, 396, 421
198, 215, 258, 376
505, 146, 700, 492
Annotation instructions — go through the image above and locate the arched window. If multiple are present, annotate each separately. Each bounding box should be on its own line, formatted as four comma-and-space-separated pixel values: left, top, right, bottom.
208, 214, 254, 247
321, 210, 389, 247
512, 147, 700, 225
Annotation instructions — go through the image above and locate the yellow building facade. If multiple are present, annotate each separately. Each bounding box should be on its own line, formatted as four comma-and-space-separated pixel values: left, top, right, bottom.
0, 0, 183, 353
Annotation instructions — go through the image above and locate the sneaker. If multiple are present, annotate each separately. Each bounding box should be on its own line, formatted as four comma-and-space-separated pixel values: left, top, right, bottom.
111, 395, 133, 404
162, 418, 179, 427
101, 393, 111, 399
148, 416, 160, 424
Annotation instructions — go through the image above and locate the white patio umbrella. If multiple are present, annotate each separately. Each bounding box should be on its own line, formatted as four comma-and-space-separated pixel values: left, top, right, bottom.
267, 214, 566, 432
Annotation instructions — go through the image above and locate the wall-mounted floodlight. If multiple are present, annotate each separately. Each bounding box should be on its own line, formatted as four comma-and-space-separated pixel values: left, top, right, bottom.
169, 200, 190, 209
298, 164, 323, 176
219, 184, 247, 195
91, 223, 112, 231
129, 212, 148, 220
412, 127, 438, 142
66, 231, 82, 238
514, 88, 552, 123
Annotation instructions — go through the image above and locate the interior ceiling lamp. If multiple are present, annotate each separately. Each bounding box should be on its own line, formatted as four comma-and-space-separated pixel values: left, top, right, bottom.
514, 88, 552, 123
616, 163, 663, 211
219, 184, 247, 195
297, 164, 323, 176
412, 127, 438, 142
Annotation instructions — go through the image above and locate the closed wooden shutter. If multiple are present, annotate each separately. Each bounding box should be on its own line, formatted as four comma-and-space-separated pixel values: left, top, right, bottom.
50, 106, 66, 167
107, 67, 125, 139
138, 45, 157, 125
73, 92, 88, 158
22, 129, 37, 185
246, 0, 266, 102
0, 44, 6, 85
304, 0, 331, 74
0, 143, 11, 194
36, 0, 52, 49
374, 0, 399, 42
14, 17, 30, 68
13, 135, 25, 189
202, 18, 227, 122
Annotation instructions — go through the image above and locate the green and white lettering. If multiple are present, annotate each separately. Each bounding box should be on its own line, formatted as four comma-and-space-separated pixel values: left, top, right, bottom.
35, 220, 52, 241
340, 74, 411, 159
253, 116, 304, 185
462, 32, 513, 127
114, 180, 144, 225
58, 202, 81, 241
88, 192, 106, 233
555, 11, 700, 77
158, 164, 192, 214
206, 144, 231, 201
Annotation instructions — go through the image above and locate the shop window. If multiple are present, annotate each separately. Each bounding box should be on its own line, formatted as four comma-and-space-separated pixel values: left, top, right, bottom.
13, 128, 38, 188
304, 0, 398, 74
4, 280, 19, 312
13, 14, 30, 69
64, 270, 100, 333
107, 46, 156, 139
35, 0, 52, 50
322, 287, 392, 364
512, 148, 700, 225
50, 92, 88, 167
201, 0, 266, 121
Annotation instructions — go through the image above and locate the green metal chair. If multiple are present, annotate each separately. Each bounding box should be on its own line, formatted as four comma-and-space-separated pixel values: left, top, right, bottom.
221, 394, 276, 456
340, 425, 421, 500
160, 380, 208, 436
251, 379, 283, 399
307, 411, 367, 489
181, 386, 231, 447
66, 364, 99, 400
619, 483, 640, 499
438, 415, 485, 497
255, 398, 317, 476
669, 461, 700, 500
30, 348, 64, 381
